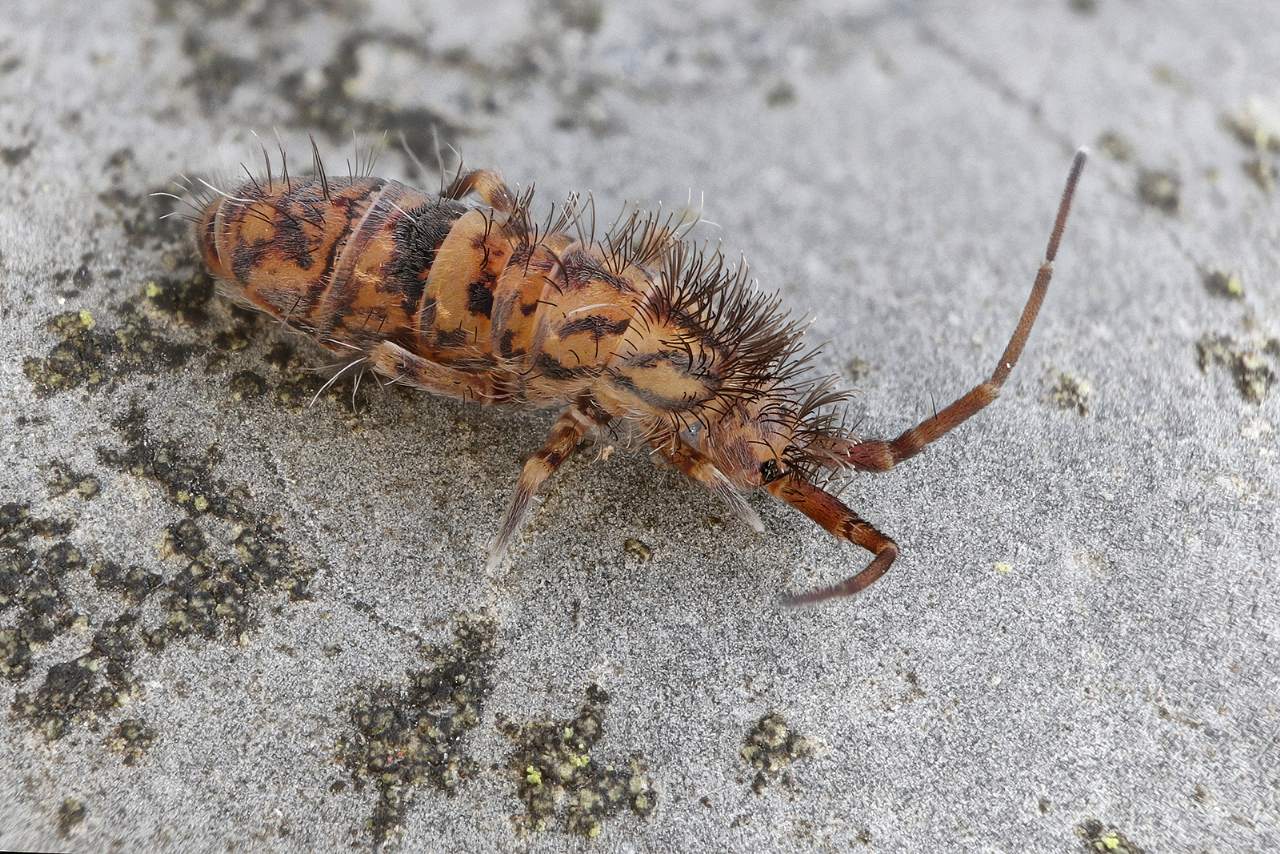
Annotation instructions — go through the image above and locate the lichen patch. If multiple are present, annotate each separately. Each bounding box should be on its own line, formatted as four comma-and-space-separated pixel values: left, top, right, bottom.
499, 684, 658, 838
336, 616, 498, 847
740, 711, 814, 794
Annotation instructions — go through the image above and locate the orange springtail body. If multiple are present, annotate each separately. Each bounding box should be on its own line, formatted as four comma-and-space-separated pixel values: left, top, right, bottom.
171, 140, 1087, 605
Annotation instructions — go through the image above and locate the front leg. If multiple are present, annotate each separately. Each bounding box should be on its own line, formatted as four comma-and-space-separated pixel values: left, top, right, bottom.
766, 474, 898, 606
649, 436, 765, 534
487, 399, 611, 571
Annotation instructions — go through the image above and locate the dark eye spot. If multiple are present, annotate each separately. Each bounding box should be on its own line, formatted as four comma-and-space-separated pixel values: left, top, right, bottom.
759, 459, 783, 483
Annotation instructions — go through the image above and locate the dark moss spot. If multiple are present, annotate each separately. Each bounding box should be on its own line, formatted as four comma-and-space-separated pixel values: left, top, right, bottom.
1243, 156, 1277, 193
106, 718, 157, 765
1047, 371, 1092, 416
264, 341, 295, 371
1196, 333, 1276, 403
145, 270, 215, 325
1, 141, 34, 166
181, 30, 254, 110
1221, 101, 1280, 153
94, 403, 316, 651
499, 684, 657, 838
98, 402, 242, 518
91, 559, 162, 605
0, 502, 73, 547
0, 508, 83, 679
551, 0, 605, 33
23, 301, 196, 398
844, 356, 872, 383
1095, 129, 1133, 162
45, 461, 101, 500
741, 712, 813, 794
228, 370, 267, 400
23, 310, 115, 395
765, 80, 796, 107
98, 174, 189, 250
152, 0, 249, 20
336, 616, 497, 846
275, 31, 460, 167
1137, 169, 1180, 214
0, 628, 34, 681
57, 798, 87, 838
18, 660, 102, 741
163, 518, 209, 560
623, 538, 653, 562
3, 492, 171, 746
1075, 819, 1147, 853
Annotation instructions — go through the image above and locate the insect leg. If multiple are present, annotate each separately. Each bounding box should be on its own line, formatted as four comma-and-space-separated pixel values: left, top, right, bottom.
487, 401, 610, 571
765, 474, 897, 606
442, 169, 516, 213
650, 438, 764, 533
833, 149, 1088, 473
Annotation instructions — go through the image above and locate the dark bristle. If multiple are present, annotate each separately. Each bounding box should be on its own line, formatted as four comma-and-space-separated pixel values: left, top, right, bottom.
309, 134, 331, 201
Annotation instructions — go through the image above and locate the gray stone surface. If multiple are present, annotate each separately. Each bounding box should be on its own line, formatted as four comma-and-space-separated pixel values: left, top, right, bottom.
2, 0, 1278, 851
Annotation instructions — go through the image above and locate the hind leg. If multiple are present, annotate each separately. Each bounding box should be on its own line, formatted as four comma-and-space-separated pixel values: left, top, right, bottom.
367, 340, 508, 404
443, 169, 516, 213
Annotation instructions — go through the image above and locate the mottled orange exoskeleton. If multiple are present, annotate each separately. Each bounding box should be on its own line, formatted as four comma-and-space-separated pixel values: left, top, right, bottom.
178, 141, 1086, 604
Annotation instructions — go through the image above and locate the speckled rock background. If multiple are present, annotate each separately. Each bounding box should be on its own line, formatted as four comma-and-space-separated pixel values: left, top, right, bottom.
2, 1, 1278, 851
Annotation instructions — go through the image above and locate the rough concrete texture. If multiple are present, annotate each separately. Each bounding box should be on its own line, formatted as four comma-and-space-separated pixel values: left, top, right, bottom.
1, 0, 1277, 851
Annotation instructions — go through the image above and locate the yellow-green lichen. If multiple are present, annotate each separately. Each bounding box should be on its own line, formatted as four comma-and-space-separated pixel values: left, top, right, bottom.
1222, 96, 1280, 153
1243, 156, 1277, 193
1203, 269, 1244, 300
45, 460, 101, 500
22, 291, 197, 397
1075, 819, 1147, 853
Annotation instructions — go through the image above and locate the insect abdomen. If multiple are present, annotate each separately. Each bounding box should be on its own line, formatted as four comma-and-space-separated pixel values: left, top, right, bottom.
197, 176, 456, 351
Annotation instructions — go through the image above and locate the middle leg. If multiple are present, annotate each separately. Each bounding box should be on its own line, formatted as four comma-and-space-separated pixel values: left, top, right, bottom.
487, 398, 611, 571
